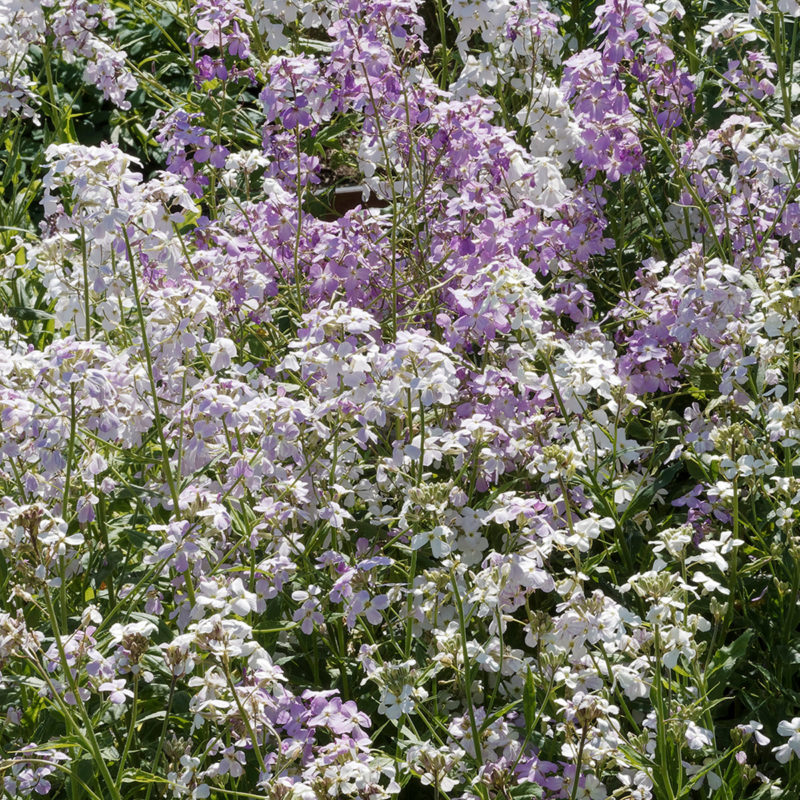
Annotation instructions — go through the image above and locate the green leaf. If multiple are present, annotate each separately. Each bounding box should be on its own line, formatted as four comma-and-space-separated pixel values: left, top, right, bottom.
510, 782, 544, 799
626, 418, 651, 442
621, 462, 682, 523
481, 699, 521, 731
5, 306, 55, 321
617, 741, 655, 771
99, 745, 120, 761
120, 769, 163, 785
75, 755, 96, 787
707, 630, 754, 697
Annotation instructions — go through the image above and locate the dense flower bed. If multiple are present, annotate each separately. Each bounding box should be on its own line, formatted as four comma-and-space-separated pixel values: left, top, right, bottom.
3, 0, 800, 798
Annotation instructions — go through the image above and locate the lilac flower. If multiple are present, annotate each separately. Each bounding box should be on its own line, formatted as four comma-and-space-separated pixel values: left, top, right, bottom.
3, 746, 69, 797
292, 586, 324, 635
347, 590, 390, 627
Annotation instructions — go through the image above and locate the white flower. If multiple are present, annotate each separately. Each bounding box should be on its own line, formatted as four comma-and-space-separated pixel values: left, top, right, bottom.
411, 525, 453, 558
691, 571, 730, 595
99, 679, 133, 705
738, 720, 769, 746
773, 718, 800, 762
378, 684, 427, 720
684, 757, 722, 791
685, 721, 713, 750
109, 620, 156, 643
613, 664, 649, 700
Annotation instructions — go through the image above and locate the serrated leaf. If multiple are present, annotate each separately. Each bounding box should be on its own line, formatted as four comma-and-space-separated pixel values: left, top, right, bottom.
120, 769, 162, 785
100, 745, 120, 761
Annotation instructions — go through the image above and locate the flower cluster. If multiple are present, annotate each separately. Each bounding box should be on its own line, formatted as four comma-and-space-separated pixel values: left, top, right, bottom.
0, 0, 135, 121
3, 1, 800, 799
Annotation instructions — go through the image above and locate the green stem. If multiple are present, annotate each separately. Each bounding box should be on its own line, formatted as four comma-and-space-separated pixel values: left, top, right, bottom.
115, 675, 139, 789
404, 549, 418, 658
143, 676, 176, 800
652, 626, 675, 800
569, 722, 590, 800
450, 569, 487, 800
786, 335, 796, 477
118, 220, 195, 607
222, 658, 267, 773
81, 228, 91, 340
42, 587, 123, 800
